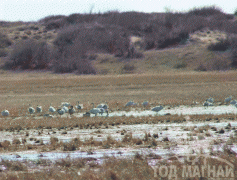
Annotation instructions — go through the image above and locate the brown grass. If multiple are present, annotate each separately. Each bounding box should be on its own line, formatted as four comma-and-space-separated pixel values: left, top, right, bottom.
0, 113, 236, 132
0, 113, 233, 153
1, 147, 237, 180
1, 71, 237, 115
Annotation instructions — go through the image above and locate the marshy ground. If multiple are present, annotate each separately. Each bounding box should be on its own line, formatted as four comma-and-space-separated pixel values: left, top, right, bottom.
1, 71, 237, 179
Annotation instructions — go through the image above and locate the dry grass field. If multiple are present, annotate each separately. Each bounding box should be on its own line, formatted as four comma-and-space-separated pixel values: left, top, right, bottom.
1, 70, 237, 114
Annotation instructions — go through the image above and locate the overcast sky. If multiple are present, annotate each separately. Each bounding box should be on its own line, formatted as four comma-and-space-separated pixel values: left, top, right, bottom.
1, 0, 236, 22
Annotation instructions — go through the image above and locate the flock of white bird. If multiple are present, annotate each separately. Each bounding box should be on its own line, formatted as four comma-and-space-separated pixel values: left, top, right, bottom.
2, 97, 237, 117
1, 101, 83, 117
1, 100, 165, 117
203, 96, 237, 108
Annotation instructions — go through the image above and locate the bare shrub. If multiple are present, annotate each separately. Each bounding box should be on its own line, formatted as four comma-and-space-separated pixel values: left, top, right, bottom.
0, 140, 11, 149
65, 13, 95, 24
33, 35, 41, 40
173, 62, 187, 69
54, 23, 130, 56
98, 11, 151, 35
133, 138, 143, 145
21, 35, 28, 40
39, 15, 66, 30
122, 133, 132, 143
187, 6, 225, 17
52, 23, 134, 74
2, 160, 27, 171
17, 26, 27, 31
45, 19, 64, 30
24, 30, 31, 35
52, 41, 96, 74
50, 137, 58, 145
208, 38, 231, 51
0, 49, 7, 57
142, 18, 190, 50
12, 138, 21, 145
122, 63, 136, 73
5, 39, 51, 70
28, 25, 39, 31
195, 55, 232, 71
63, 142, 77, 151
39, 15, 66, 24
0, 32, 12, 48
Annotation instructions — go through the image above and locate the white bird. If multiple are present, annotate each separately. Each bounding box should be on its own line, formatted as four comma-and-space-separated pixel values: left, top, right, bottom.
142, 101, 149, 107
151, 106, 163, 114
203, 101, 208, 108
62, 106, 69, 113
125, 101, 136, 107
28, 104, 35, 114
1, 110, 9, 116
36, 105, 42, 113
49, 105, 56, 114
206, 97, 214, 103
203, 100, 213, 108
97, 103, 108, 110
75, 101, 83, 111
230, 100, 237, 105
69, 106, 75, 116
142, 101, 149, 110
224, 96, 232, 104
90, 103, 103, 116
61, 102, 71, 107
57, 107, 65, 117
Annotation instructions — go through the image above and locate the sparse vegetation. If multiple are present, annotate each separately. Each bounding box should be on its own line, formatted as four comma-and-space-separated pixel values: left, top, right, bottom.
4, 39, 51, 70
0, 32, 12, 48
208, 38, 231, 51
1, 6, 237, 73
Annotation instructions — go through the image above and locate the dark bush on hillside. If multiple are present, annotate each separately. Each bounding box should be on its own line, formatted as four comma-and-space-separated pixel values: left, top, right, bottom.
208, 39, 231, 51
143, 26, 189, 50
45, 18, 65, 30
28, 25, 39, 31
158, 30, 189, 49
52, 23, 141, 74
0, 49, 7, 57
207, 15, 235, 31
187, 6, 224, 17
141, 12, 210, 50
0, 21, 11, 27
196, 35, 237, 71
182, 15, 208, 33
65, 13, 96, 24
97, 11, 151, 35
122, 63, 136, 73
0, 33, 12, 48
224, 21, 237, 34
4, 39, 51, 70
195, 58, 231, 71
54, 24, 131, 57
52, 27, 96, 74
52, 39, 96, 74
39, 15, 66, 24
